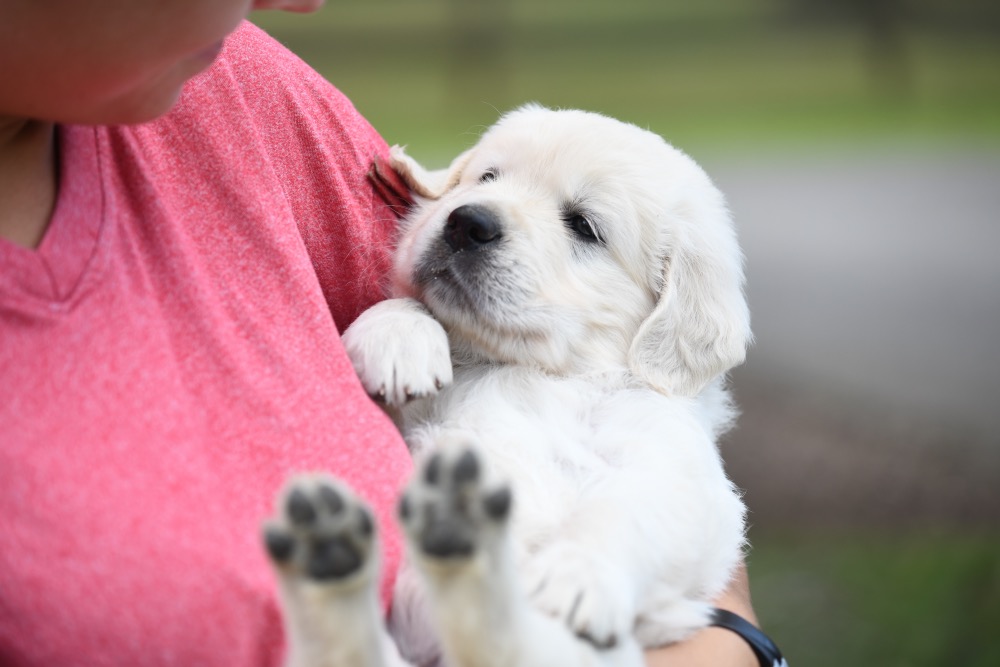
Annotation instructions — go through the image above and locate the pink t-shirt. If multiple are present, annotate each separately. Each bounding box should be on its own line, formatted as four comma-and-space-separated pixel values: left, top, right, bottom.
0, 22, 412, 666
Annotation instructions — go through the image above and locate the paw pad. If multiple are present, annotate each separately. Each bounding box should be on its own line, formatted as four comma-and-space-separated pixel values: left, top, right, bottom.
264, 476, 375, 582
399, 445, 512, 563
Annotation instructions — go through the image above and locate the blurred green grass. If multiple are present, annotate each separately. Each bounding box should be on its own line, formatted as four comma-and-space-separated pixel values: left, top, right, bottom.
252, 0, 1000, 164
252, 2, 1000, 663
749, 531, 1000, 667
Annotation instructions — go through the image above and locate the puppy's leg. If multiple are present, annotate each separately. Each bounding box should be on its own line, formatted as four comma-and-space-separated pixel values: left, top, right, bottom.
523, 541, 638, 650
526, 436, 745, 647
264, 476, 412, 667
342, 298, 453, 408
399, 443, 644, 667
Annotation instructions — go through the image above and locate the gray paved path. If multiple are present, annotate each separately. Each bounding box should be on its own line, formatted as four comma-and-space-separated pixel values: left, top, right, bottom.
707, 149, 1000, 437
701, 148, 1000, 527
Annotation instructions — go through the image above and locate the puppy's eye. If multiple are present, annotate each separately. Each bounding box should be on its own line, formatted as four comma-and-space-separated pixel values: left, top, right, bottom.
565, 213, 600, 243
479, 168, 499, 184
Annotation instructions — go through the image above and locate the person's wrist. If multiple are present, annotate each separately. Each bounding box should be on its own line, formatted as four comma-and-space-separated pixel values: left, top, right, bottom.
643, 562, 766, 667
708, 607, 787, 667
643, 624, 758, 667
715, 562, 757, 622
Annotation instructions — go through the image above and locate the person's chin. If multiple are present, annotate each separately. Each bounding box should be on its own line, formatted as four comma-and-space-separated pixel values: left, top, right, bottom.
193, 40, 226, 68
96, 81, 186, 125
117, 56, 218, 124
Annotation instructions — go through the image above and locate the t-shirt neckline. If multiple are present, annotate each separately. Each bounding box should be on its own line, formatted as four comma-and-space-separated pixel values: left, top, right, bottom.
0, 125, 107, 310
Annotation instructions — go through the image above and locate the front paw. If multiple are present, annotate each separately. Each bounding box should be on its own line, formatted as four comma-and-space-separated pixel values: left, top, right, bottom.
263, 475, 377, 586
525, 544, 635, 650
342, 298, 452, 407
399, 444, 512, 566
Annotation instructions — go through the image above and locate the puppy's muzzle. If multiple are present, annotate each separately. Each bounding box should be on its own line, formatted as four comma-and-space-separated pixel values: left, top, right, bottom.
444, 204, 502, 252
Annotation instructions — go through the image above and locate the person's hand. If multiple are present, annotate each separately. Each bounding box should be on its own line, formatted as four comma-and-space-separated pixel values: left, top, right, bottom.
644, 563, 759, 667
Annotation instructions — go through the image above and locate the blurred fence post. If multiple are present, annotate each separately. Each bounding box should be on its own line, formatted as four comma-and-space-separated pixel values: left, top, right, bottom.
861, 0, 911, 98
786, 0, 912, 98
446, 0, 513, 118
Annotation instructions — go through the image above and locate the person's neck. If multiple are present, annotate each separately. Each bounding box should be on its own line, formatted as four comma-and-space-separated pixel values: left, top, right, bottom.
0, 116, 57, 249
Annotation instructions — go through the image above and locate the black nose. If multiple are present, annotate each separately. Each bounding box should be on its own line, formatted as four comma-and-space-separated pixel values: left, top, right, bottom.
444, 205, 502, 252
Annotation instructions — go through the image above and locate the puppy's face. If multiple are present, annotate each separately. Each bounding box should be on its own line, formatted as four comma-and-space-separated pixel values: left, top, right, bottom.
392, 106, 750, 396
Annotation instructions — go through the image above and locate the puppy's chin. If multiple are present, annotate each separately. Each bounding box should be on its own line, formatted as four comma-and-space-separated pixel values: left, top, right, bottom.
409, 265, 576, 370
442, 310, 574, 370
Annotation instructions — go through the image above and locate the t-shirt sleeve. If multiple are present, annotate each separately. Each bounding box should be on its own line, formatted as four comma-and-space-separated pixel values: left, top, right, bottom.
213, 22, 404, 332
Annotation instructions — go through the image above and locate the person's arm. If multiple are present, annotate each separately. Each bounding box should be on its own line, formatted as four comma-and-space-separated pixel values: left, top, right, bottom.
644, 563, 760, 667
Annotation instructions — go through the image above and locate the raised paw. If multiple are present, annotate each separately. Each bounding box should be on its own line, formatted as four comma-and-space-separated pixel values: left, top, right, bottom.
399, 445, 512, 565
525, 544, 635, 650
263, 475, 377, 585
342, 298, 453, 408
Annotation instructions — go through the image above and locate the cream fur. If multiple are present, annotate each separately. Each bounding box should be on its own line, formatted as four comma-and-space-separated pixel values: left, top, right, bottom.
271, 105, 752, 667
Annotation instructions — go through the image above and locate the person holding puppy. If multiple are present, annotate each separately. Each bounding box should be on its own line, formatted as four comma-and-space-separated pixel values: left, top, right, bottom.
0, 1, 771, 665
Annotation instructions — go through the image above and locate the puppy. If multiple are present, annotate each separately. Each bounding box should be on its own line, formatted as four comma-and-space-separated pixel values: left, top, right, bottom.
264, 105, 752, 667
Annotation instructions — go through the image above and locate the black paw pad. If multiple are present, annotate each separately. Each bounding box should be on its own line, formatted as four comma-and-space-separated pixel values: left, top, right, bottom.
483, 486, 512, 520
420, 519, 473, 558
398, 494, 412, 522
453, 449, 480, 484
307, 536, 362, 580
357, 506, 374, 537
424, 453, 442, 485
318, 485, 345, 515
287, 489, 317, 525
264, 526, 295, 562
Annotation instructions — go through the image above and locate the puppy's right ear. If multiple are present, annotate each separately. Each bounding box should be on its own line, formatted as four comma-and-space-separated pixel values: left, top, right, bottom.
628, 184, 751, 397
390, 145, 474, 200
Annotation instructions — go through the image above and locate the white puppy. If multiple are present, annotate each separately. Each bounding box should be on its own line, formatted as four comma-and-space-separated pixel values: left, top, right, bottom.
264, 105, 752, 667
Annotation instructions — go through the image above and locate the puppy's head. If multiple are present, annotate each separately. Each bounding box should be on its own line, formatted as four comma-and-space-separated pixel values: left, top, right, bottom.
391, 105, 750, 396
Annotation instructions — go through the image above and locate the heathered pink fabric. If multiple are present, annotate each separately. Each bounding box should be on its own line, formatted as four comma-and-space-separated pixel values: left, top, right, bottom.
0, 22, 412, 667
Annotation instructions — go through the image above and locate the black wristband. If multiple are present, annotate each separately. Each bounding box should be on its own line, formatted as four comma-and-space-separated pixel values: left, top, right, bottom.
708, 607, 788, 667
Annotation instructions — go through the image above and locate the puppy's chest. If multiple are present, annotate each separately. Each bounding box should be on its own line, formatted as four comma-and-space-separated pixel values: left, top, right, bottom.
402, 368, 638, 487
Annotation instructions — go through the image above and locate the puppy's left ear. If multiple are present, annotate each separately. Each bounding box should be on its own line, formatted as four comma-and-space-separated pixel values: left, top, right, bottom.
390, 145, 474, 200
628, 186, 751, 397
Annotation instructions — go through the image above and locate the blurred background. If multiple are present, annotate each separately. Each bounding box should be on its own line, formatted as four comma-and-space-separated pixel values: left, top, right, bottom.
253, 1, 1000, 664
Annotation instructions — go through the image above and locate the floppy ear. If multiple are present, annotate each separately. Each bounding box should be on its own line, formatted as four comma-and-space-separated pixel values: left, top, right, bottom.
628, 189, 751, 397
390, 145, 474, 200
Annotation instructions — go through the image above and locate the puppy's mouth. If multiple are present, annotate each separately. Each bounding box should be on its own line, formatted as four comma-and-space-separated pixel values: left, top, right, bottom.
413, 242, 518, 323
410, 205, 531, 336
414, 260, 477, 314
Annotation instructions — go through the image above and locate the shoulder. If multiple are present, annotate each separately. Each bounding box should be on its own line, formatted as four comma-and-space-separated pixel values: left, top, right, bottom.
114, 24, 402, 329
179, 21, 382, 153
208, 22, 349, 110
